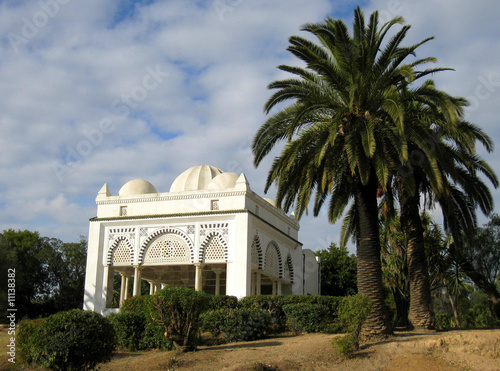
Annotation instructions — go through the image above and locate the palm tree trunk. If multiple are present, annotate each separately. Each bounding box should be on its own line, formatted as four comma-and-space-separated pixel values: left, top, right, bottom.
355, 177, 392, 338
399, 188, 435, 330
448, 293, 460, 327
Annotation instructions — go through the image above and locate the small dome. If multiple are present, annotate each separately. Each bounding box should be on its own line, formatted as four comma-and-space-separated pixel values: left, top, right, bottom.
170, 165, 223, 193
118, 179, 157, 196
207, 172, 239, 190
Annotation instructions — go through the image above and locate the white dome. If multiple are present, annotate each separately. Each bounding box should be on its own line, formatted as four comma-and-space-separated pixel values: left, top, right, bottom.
170, 165, 223, 192
207, 172, 239, 190
118, 179, 157, 196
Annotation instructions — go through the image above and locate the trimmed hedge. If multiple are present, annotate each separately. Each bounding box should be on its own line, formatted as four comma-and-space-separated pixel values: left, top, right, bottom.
18, 309, 116, 370
108, 311, 146, 351
240, 295, 342, 333
282, 303, 330, 333
201, 308, 271, 341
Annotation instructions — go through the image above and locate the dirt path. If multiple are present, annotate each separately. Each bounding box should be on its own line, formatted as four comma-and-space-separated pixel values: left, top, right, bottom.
97, 329, 500, 371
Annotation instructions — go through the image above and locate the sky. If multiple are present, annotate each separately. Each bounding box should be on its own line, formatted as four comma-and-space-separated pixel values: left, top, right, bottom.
1, 0, 500, 254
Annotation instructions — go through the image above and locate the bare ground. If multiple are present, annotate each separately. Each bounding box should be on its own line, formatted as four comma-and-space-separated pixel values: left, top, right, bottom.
2, 328, 499, 370
98, 329, 500, 371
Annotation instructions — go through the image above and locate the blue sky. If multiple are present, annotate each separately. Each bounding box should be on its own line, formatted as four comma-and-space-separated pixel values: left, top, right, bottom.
1, 0, 500, 253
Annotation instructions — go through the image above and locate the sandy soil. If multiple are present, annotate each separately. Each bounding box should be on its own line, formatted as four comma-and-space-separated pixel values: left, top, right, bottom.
1, 328, 498, 370
97, 329, 500, 371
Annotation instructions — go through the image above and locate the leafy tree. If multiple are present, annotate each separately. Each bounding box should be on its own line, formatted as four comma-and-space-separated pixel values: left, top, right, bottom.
0, 230, 87, 320
315, 243, 356, 296
45, 238, 87, 311
253, 7, 456, 337
458, 215, 500, 318
0, 230, 52, 319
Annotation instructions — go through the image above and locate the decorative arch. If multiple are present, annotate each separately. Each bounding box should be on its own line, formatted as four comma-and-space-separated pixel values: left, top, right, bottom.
139, 228, 194, 264
251, 233, 263, 269
283, 253, 294, 283
199, 232, 228, 262
107, 237, 134, 266
264, 241, 283, 278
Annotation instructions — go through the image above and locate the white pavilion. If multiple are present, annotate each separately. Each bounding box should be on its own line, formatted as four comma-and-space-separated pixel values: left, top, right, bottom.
83, 165, 320, 314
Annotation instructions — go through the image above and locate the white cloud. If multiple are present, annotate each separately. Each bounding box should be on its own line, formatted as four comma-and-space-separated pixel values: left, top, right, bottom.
0, 0, 499, 254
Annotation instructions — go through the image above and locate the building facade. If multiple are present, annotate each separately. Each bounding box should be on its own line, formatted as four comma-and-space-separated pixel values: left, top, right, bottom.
83, 165, 320, 315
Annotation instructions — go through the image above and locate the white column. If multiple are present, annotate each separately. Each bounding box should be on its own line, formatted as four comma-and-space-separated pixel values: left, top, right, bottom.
124, 276, 130, 301
272, 279, 276, 295
277, 281, 282, 295
149, 281, 154, 295
104, 266, 114, 309
119, 273, 126, 306
195, 263, 204, 292
256, 272, 261, 295
133, 266, 143, 296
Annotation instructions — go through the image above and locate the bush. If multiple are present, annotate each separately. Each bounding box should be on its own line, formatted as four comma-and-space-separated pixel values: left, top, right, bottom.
119, 294, 174, 350
332, 294, 372, 357
201, 308, 271, 342
108, 312, 145, 351
434, 312, 453, 330
152, 286, 211, 352
140, 320, 173, 350
18, 309, 116, 370
17, 319, 45, 366
208, 295, 239, 310
240, 295, 342, 334
121, 295, 154, 315
282, 303, 330, 333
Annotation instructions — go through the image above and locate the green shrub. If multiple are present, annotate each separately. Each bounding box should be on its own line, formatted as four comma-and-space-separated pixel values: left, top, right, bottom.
151, 286, 211, 352
332, 294, 372, 357
120, 294, 174, 350
140, 320, 173, 349
332, 333, 358, 358
208, 295, 239, 310
201, 308, 271, 342
18, 309, 116, 370
282, 303, 330, 333
121, 294, 154, 315
17, 319, 45, 366
434, 312, 453, 330
239, 295, 342, 334
462, 303, 497, 329
108, 311, 146, 351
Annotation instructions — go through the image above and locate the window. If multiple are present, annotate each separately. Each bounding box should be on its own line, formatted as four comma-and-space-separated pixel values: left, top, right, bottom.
120, 206, 127, 216
211, 200, 219, 211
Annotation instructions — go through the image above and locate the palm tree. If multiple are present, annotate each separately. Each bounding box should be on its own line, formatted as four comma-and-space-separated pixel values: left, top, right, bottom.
401, 105, 497, 329
252, 7, 448, 337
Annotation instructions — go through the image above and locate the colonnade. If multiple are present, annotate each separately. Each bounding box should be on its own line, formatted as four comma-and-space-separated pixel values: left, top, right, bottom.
250, 271, 283, 295
116, 264, 226, 307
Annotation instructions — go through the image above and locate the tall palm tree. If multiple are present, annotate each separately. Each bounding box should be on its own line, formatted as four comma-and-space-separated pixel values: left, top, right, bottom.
400, 103, 497, 329
252, 7, 448, 337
